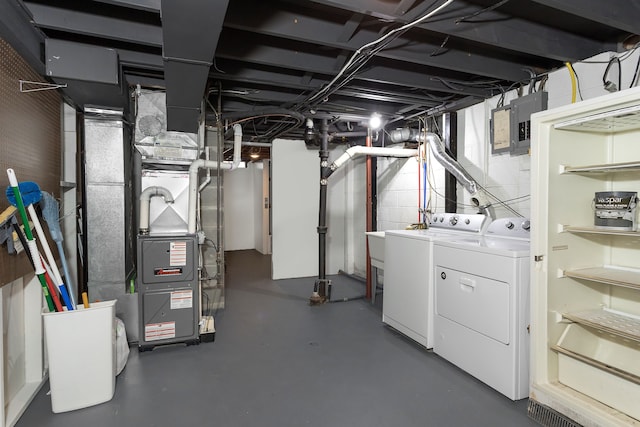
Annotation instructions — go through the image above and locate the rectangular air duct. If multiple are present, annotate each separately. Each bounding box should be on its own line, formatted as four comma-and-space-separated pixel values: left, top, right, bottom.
160, 0, 229, 133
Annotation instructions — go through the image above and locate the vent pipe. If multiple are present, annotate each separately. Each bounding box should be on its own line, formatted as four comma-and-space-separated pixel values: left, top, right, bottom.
139, 186, 174, 235
389, 129, 478, 195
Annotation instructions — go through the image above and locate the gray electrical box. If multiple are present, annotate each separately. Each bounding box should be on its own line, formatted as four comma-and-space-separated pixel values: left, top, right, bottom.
509, 91, 548, 155
137, 234, 200, 350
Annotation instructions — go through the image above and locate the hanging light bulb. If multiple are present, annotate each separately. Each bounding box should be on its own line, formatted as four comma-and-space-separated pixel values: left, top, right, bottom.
369, 113, 382, 130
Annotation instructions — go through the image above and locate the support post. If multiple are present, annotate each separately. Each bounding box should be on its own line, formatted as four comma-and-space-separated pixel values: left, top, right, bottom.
443, 112, 458, 213
365, 129, 373, 301
310, 119, 330, 305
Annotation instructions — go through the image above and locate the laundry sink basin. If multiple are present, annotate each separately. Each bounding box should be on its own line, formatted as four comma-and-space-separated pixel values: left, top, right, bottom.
366, 231, 385, 269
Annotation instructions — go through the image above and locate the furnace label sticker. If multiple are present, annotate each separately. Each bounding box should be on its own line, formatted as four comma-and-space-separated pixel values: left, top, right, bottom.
169, 241, 187, 266
171, 289, 193, 309
145, 321, 176, 341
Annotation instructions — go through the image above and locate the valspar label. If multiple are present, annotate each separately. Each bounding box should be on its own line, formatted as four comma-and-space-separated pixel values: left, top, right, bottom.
594, 191, 637, 230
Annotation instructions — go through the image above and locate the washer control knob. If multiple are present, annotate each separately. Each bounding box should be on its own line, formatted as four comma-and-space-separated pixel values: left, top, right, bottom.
449, 216, 458, 226
465, 218, 471, 225
439, 217, 444, 222
432, 215, 438, 223
441, 272, 446, 280
522, 220, 531, 231
506, 221, 514, 230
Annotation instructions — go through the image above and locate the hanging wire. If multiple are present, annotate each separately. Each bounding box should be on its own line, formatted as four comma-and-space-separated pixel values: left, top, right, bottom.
631, 50, 640, 88
300, 0, 454, 109
455, 0, 511, 24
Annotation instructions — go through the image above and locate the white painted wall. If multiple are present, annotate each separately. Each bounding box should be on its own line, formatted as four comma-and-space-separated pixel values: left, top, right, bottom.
271, 139, 346, 280
252, 161, 264, 253
223, 165, 255, 251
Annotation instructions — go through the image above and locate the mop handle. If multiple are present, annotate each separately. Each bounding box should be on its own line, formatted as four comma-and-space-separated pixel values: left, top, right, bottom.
6, 169, 55, 312
57, 241, 78, 308
28, 204, 74, 310
7, 170, 33, 240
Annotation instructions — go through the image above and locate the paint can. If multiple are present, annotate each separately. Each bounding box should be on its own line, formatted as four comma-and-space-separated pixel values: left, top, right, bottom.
593, 191, 637, 230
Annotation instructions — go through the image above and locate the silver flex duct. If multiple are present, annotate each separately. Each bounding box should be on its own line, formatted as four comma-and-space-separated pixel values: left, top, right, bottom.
388, 128, 478, 195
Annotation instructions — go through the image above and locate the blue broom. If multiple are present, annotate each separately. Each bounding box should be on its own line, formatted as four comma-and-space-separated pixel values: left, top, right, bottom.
40, 191, 78, 309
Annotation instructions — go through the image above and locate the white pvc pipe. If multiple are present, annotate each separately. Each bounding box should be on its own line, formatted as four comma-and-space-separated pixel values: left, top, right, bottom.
232, 123, 242, 168
331, 145, 418, 171
188, 159, 233, 233
139, 186, 174, 234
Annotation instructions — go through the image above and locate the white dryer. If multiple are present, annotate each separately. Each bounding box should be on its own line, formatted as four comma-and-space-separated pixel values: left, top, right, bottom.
383, 213, 490, 349
433, 217, 530, 400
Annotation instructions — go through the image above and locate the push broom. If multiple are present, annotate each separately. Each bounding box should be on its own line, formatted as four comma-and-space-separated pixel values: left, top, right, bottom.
40, 191, 78, 309
6, 169, 55, 312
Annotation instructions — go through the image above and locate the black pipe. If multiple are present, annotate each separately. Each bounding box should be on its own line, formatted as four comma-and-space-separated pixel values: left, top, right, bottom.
443, 112, 458, 213
310, 118, 330, 305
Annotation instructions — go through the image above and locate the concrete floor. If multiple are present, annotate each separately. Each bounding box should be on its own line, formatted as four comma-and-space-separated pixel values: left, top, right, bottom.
16, 250, 539, 427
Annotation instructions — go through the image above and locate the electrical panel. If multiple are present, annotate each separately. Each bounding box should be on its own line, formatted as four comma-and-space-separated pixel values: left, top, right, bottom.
490, 91, 548, 156
509, 91, 548, 155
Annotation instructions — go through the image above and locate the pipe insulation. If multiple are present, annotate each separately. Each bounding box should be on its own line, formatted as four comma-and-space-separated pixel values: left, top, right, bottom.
388, 129, 478, 195
330, 146, 418, 172
139, 186, 174, 234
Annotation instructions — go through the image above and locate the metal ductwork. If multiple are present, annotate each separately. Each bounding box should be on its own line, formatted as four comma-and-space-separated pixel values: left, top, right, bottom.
160, 0, 229, 133
389, 128, 478, 195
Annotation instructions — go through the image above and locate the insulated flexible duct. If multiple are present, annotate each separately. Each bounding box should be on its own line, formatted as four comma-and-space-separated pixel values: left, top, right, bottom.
388, 129, 478, 195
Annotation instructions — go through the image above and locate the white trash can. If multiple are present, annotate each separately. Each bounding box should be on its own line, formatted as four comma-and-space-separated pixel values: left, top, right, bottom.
42, 300, 117, 413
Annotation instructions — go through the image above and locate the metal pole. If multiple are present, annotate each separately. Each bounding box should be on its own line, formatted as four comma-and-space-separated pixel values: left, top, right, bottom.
310, 119, 330, 305
443, 112, 458, 213
365, 129, 373, 300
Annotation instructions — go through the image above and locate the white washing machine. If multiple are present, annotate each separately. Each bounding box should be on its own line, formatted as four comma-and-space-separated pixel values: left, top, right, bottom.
433, 217, 530, 400
383, 213, 491, 349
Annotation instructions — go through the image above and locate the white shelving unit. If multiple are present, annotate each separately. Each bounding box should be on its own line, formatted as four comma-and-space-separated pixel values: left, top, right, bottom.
1, 276, 46, 427
530, 87, 640, 427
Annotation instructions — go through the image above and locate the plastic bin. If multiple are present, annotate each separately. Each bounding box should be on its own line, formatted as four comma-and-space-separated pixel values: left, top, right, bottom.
42, 300, 117, 413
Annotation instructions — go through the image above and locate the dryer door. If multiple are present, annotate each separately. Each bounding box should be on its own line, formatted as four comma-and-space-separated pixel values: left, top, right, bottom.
435, 266, 510, 345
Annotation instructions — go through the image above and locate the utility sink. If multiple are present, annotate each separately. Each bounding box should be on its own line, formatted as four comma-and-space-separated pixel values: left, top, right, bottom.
366, 231, 385, 269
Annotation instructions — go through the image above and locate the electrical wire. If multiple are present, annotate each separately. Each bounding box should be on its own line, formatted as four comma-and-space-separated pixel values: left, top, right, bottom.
566, 62, 577, 103
603, 56, 622, 92
578, 44, 639, 64
455, 0, 511, 24
631, 50, 640, 88
302, 0, 454, 108
476, 184, 524, 217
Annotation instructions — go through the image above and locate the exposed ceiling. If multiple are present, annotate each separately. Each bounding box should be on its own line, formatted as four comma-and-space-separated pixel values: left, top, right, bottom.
1, 0, 638, 161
